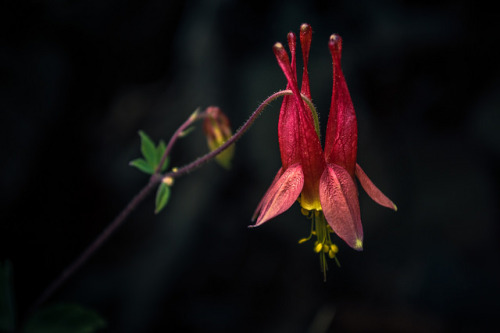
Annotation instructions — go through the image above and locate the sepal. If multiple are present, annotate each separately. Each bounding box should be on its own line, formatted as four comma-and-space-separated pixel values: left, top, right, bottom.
252, 164, 304, 226
355, 164, 397, 211
319, 164, 363, 250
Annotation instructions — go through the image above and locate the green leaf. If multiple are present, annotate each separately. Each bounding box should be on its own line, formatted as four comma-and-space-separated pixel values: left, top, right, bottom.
156, 139, 166, 159
156, 140, 169, 172
0, 261, 15, 332
129, 158, 155, 175
155, 182, 171, 214
138, 130, 157, 166
24, 303, 106, 333
159, 156, 169, 173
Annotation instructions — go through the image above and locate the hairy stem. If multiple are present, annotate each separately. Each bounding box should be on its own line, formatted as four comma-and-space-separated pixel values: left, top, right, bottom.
30, 174, 162, 313
156, 108, 205, 174
29, 89, 304, 312
163, 90, 298, 179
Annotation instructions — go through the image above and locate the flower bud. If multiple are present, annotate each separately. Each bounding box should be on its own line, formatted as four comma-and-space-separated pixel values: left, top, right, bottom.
203, 106, 234, 169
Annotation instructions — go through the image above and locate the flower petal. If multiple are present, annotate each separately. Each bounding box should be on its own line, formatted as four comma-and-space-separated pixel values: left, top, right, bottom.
273, 37, 326, 208
319, 164, 363, 250
355, 164, 397, 211
275, 35, 300, 169
299, 23, 312, 100
252, 164, 304, 227
252, 168, 283, 221
324, 34, 358, 176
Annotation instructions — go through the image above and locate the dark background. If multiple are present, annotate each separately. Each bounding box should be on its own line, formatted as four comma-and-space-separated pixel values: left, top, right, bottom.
1, 0, 499, 332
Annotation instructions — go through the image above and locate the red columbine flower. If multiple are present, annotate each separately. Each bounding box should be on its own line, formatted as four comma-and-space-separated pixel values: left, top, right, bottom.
253, 24, 396, 263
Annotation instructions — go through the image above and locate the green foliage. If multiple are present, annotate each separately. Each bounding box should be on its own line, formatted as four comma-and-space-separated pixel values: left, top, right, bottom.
24, 303, 106, 333
139, 131, 157, 167
130, 131, 169, 175
155, 182, 171, 214
130, 130, 173, 214
0, 261, 15, 332
129, 158, 155, 174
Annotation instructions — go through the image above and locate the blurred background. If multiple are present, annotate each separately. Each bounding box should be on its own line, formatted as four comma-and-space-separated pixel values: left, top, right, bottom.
1, 0, 499, 332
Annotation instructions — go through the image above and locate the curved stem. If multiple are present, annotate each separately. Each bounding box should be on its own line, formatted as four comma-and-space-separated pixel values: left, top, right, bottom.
30, 173, 162, 313
29, 89, 305, 312
156, 108, 204, 174
163, 90, 297, 179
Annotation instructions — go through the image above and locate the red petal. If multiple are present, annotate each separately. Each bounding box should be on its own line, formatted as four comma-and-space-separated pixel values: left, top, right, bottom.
278, 92, 301, 169
273, 41, 299, 98
324, 34, 358, 176
355, 164, 397, 211
252, 164, 304, 226
319, 164, 363, 250
287, 32, 297, 81
252, 168, 283, 221
276, 35, 300, 169
274, 35, 325, 196
272, 38, 310, 125
299, 23, 312, 99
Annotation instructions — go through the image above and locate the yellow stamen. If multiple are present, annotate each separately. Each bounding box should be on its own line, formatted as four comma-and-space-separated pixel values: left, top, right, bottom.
299, 195, 322, 211
298, 208, 341, 279
314, 242, 323, 253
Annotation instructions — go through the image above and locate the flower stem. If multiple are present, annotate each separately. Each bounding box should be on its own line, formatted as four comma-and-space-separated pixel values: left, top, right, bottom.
155, 108, 205, 174
163, 90, 296, 179
29, 173, 163, 314
29, 89, 299, 312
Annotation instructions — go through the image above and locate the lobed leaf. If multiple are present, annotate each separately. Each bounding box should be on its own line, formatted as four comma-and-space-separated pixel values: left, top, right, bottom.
155, 140, 169, 172
138, 130, 157, 166
129, 158, 155, 175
